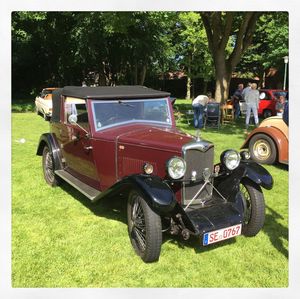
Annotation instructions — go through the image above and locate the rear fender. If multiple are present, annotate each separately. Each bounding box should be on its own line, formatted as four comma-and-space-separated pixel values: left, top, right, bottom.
36, 133, 63, 170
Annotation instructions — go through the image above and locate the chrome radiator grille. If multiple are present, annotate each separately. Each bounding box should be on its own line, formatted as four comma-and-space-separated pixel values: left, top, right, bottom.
182, 142, 214, 206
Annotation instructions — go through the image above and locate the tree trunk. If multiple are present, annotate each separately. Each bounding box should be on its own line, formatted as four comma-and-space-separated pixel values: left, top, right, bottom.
200, 12, 261, 103
139, 64, 147, 86
186, 76, 191, 99
214, 54, 232, 103
215, 73, 231, 103
133, 61, 138, 85
186, 55, 192, 99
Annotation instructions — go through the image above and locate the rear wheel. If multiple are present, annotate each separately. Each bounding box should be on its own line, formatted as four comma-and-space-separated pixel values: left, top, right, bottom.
249, 133, 277, 164
240, 178, 265, 236
127, 190, 162, 263
42, 146, 60, 187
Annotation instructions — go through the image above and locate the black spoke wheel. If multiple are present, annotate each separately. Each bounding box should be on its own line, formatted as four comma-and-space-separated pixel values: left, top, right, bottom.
127, 190, 162, 263
249, 133, 277, 165
42, 146, 60, 187
240, 178, 265, 237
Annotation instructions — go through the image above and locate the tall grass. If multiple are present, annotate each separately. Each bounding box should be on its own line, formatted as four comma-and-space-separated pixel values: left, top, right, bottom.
11, 107, 288, 288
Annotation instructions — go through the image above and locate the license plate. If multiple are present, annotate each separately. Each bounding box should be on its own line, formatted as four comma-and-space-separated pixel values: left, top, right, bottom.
203, 224, 242, 246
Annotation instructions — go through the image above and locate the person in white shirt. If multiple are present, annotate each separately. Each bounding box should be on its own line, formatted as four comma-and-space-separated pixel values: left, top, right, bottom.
242, 82, 252, 100
244, 83, 260, 130
192, 94, 209, 128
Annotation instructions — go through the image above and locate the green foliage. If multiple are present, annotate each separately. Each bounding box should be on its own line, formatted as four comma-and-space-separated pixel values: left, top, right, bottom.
12, 11, 288, 99
236, 13, 289, 78
175, 12, 214, 80
12, 110, 288, 287
12, 12, 177, 95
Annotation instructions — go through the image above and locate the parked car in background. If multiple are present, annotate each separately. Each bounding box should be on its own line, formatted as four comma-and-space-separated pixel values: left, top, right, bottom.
258, 89, 288, 118
241, 116, 289, 165
239, 89, 288, 118
36, 85, 273, 263
35, 87, 58, 120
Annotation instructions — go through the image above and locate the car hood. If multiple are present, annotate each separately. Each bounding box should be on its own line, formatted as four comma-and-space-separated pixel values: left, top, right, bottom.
117, 126, 194, 153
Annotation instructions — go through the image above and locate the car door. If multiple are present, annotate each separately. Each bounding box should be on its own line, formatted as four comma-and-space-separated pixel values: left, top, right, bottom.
59, 99, 100, 189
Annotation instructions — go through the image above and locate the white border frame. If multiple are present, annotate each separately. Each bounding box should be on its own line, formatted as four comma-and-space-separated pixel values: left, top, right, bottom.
2, 1, 300, 299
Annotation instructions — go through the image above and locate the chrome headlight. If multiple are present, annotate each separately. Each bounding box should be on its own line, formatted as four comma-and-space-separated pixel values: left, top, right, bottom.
221, 150, 241, 171
167, 156, 186, 180
240, 150, 250, 160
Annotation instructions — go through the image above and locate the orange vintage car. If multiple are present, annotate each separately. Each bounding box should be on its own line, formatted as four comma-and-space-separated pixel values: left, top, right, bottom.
241, 116, 288, 165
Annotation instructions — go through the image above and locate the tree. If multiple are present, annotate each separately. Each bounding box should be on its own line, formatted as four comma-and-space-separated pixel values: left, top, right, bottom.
235, 13, 288, 88
200, 12, 261, 102
175, 12, 213, 99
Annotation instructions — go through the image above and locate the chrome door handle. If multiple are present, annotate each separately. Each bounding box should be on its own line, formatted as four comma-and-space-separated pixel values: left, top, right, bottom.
84, 146, 93, 151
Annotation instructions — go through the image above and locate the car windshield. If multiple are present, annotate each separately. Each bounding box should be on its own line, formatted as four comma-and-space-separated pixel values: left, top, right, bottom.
92, 98, 172, 131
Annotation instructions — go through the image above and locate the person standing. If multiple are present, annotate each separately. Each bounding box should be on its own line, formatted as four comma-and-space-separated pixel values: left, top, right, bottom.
232, 84, 244, 119
275, 95, 286, 116
192, 94, 209, 129
245, 83, 260, 130
283, 100, 289, 126
242, 82, 252, 100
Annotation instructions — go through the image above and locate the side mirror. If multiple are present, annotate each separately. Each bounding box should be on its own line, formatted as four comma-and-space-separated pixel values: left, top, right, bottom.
259, 92, 266, 100
68, 113, 90, 138
68, 114, 78, 124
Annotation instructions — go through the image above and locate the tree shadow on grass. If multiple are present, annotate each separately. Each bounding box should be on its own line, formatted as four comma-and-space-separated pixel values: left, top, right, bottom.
263, 205, 288, 259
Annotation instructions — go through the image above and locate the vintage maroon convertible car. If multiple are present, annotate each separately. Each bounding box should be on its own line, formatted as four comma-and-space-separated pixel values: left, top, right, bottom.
37, 86, 273, 262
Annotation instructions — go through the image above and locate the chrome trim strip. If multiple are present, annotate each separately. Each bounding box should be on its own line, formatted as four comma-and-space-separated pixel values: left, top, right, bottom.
182, 139, 214, 155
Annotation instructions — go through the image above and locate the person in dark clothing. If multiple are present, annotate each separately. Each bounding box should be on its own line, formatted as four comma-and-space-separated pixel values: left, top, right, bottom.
232, 84, 244, 119
283, 101, 289, 126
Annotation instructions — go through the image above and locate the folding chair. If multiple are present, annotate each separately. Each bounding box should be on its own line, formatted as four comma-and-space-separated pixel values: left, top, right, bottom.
204, 103, 221, 129
221, 103, 234, 124
184, 109, 194, 125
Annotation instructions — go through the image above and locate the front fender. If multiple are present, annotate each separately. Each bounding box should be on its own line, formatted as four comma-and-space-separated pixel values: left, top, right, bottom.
215, 161, 273, 200
239, 161, 273, 190
96, 174, 177, 216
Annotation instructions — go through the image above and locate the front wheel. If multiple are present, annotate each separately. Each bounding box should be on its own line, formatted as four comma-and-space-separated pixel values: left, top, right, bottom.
240, 178, 265, 237
127, 190, 162, 263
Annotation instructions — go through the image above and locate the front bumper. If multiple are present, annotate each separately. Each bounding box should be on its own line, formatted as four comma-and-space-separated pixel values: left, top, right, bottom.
181, 191, 244, 237
186, 201, 243, 236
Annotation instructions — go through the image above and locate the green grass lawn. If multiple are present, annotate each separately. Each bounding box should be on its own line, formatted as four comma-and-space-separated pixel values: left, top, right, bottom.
12, 105, 288, 287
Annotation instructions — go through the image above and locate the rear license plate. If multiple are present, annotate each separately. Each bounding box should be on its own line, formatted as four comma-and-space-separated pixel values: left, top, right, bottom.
203, 224, 242, 246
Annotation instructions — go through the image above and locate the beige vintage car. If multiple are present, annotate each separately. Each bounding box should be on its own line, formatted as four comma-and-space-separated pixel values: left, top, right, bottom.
241, 116, 288, 165
35, 88, 57, 120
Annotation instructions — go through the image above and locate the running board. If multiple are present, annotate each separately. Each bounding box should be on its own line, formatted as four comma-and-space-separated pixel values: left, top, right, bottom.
55, 170, 101, 202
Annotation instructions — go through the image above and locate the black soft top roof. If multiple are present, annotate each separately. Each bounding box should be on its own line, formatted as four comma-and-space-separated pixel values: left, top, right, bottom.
62, 85, 170, 99
51, 85, 170, 122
